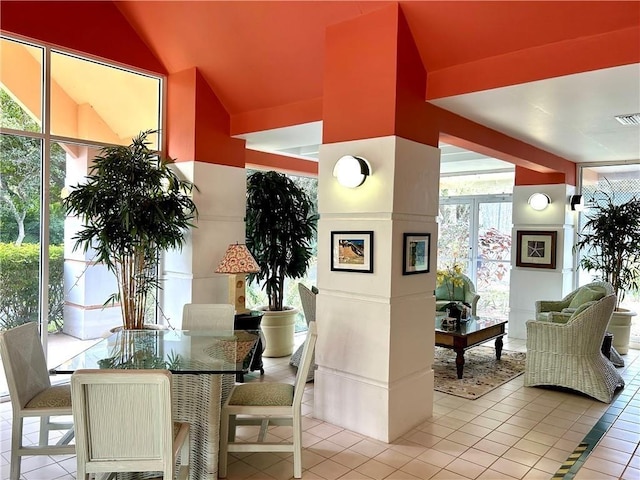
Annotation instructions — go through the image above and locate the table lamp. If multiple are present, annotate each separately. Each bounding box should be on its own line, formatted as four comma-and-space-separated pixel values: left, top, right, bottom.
215, 243, 260, 314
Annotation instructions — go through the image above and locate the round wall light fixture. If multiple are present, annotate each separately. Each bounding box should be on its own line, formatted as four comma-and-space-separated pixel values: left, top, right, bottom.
528, 193, 551, 211
333, 155, 371, 188
570, 194, 584, 211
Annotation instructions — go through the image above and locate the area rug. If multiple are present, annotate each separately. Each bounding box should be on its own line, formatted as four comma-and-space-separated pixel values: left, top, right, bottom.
433, 346, 526, 400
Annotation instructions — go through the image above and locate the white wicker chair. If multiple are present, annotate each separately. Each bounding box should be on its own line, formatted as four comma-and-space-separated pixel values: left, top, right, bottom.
525, 294, 624, 403
289, 284, 317, 382
219, 321, 318, 479
71, 369, 190, 480
182, 303, 235, 332
182, 303, 236, 404
0, 322, 75, 480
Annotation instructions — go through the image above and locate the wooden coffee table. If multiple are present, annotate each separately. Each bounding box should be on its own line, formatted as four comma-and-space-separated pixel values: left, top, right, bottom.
435, 316, 508, 379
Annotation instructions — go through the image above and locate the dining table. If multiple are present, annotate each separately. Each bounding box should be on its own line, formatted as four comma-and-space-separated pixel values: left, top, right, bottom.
50, 327, 261, 480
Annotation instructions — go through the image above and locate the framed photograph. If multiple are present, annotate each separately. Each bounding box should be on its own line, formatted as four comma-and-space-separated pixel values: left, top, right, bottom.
403, 233, 430, 275
331, 231, 374, 273
516, 230, 557, 269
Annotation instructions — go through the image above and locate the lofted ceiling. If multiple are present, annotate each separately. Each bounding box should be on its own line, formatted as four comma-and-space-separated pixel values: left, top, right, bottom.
111, 1, 639, 175
6, 1, 638, 175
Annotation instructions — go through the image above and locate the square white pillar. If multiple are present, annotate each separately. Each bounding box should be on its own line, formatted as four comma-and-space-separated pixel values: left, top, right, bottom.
314, 136, 439, 442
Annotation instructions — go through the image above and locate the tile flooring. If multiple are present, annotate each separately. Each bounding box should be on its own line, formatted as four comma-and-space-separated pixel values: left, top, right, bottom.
1, 336, 638, 480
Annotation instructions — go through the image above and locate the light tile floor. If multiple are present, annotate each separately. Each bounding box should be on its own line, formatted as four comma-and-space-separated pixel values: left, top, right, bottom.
1, 336, 638, 480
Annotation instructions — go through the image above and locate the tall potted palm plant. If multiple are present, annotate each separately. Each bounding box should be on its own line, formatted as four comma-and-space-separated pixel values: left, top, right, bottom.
63, 130, 197, 330
246, 171, 317, 356
574, 188, 640, 353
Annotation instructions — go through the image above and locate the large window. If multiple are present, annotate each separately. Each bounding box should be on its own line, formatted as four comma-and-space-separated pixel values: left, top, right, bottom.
0, 35, 162, 395
578, 164, 640, 348
245, 169, 318, 332
439, 173, 514, 320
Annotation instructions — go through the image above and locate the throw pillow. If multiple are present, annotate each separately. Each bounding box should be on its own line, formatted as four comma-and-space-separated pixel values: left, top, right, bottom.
569, 286, 605, 308
569, 300, 597, 319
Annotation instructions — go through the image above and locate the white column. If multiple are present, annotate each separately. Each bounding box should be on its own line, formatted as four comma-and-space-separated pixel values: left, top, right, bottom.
160, 161, 247, 328
314, 136, 439, 442
508, 184, 577, 339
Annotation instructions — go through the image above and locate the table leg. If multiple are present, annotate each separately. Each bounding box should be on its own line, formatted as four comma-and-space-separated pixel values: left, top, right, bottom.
495, 336, 503, 360
455, 349, 465, 379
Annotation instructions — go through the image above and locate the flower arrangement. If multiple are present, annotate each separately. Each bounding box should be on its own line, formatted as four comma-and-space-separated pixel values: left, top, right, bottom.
436, 261, 465, 301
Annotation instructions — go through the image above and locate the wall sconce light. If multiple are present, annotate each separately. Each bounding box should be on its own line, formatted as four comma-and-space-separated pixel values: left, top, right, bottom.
333, 155, 371, 188
570, 194, 584, 211
215, 243, 260, 314
528, 193, 550, 211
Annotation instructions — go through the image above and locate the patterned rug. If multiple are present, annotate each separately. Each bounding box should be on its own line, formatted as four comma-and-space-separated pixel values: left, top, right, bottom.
434, 346, 526, 400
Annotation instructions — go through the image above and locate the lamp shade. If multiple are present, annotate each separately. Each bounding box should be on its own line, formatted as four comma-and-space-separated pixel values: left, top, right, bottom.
215, 244, 260, 274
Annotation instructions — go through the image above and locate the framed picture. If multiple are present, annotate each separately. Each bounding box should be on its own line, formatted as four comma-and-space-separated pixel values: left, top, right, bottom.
402, 233, 430, 275
516, 230, 557, 269
331, 231, 374, 273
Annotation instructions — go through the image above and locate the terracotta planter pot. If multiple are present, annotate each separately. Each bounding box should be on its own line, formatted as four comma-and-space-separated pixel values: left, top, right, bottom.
260, 307, 297, 357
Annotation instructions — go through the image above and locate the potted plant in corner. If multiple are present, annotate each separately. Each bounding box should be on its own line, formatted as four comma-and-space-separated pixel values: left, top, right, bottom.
574, 187, 640, 354
245, 171, 317, 357
63, 130, 198, 331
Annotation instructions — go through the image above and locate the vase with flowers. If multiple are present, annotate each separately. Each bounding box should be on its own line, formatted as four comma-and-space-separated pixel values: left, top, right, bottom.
436, 261, 475, 322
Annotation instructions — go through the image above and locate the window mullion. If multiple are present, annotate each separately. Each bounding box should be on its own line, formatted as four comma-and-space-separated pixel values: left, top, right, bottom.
39, 45, 51, 355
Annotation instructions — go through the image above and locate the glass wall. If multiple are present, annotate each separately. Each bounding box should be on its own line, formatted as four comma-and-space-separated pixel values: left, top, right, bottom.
0, 34, 162, 395
245, 169, 318, 332
578, 164, 640, 348
439, 172, 514, 320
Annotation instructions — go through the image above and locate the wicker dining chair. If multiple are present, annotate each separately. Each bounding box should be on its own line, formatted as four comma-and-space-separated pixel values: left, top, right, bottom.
219, 321, 318, 479
0, 322, 75, 480
182, 302, 237, 402
182, 303, 235, 332
289, 284, 317, 382
525, 294, 624, 403
71, 369, 190, 480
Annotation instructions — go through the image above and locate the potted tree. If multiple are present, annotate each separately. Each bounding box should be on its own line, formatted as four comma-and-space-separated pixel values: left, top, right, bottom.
245, 171, 317, 357
63, 130, 197, 330
574, 187, 640, 354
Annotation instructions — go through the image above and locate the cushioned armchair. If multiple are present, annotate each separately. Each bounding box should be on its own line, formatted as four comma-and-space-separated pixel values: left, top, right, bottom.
525, 294, 624, 403
435, 274, 480, 316
535, 281, 614, 323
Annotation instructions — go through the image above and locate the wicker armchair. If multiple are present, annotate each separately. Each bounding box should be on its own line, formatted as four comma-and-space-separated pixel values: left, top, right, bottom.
525, 294, 624, 403
535, 281, 614, 323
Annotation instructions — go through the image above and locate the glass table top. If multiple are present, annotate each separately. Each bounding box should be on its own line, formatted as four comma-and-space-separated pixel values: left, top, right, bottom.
435, 315, 507, 336
50, 329, 261, 375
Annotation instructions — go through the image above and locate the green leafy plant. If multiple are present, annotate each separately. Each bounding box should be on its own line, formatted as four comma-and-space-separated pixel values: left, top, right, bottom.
0, 243, 64, 331
62, 130, 198, 330
245, 171, 317, 311
574, 188, 640, 309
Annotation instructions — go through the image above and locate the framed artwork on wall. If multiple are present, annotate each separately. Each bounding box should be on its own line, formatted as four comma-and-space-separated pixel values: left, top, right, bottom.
402, 233, 430, 275
516, 230, 557, 269
331, 231, 374, 273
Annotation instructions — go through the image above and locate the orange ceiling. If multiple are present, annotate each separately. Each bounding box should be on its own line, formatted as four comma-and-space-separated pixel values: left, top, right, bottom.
112, 0, 640, 120
1, 0, 638, 179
